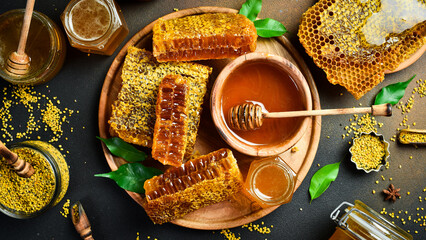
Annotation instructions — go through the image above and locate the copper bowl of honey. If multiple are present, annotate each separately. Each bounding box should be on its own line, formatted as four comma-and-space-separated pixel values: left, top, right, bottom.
211, 52, 312, 156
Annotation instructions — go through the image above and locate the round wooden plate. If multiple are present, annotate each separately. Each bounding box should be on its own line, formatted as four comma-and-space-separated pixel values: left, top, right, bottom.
384, 44, 425, 74
98, 7, 321, 230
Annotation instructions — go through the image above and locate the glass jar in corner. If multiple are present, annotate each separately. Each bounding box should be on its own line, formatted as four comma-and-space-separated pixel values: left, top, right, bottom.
330, 201, 412, 240
0, 10, 66, 85
61, 0, 129, 56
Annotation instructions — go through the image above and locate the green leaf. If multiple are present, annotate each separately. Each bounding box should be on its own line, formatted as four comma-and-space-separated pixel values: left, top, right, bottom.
239, 0, 262, 21
309, 162, 341, 203
374, 75, 416, 105
253, 18, 288, 38
97, 137, 146, 162
95, 163, 163, 193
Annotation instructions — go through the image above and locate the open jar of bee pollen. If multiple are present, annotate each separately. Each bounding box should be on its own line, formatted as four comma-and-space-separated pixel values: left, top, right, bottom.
0, 140, 69, 219
243, 156, 296, 208
330, 201, 412, 240
61, 0, 129, 55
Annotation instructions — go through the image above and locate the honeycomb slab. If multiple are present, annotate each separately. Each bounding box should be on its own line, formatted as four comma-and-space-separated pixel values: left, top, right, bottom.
153, 13, 257, 62
152, 74, 189, 167
298, 0, 426, 99
143, 148, 243, 224
109, 47, 212, 158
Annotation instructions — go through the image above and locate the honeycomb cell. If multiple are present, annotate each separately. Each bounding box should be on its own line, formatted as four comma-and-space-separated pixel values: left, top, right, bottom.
109, 47, 212, 159
152, 13, 257, 62
151, 75, 189, 167
142, 148, 243, 224
298, 0, 426, 99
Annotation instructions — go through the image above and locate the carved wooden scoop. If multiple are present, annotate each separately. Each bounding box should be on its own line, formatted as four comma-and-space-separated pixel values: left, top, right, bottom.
0, 141, 35, 178
71, 201, 94, 240
6, 0, 35, 75
229, 103, 392, 131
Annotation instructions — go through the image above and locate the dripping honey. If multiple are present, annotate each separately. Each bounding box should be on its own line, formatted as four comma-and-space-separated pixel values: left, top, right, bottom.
221, 61, 305, 146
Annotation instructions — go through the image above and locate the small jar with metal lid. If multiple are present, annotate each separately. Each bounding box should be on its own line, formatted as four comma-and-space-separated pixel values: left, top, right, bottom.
330, 200, 412, 240
61, 0, 129, 55
243, 156, 296, 208
0, 140, 69, 219
0, 10, 66, 85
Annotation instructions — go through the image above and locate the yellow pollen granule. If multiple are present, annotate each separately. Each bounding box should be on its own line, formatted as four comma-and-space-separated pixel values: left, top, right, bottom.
60, 199, 71, 218
350, 134, 385, 170
291, 147, 299, 153
220, 229, 241, 240
1, 148, 56, 214
0, 85, 77, 143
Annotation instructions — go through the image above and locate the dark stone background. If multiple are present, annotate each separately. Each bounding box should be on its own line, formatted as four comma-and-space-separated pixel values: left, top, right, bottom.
0, 0, 424, 239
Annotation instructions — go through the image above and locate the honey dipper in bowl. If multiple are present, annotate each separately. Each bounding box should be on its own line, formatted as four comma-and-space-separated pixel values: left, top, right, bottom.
229, 103, 392, 131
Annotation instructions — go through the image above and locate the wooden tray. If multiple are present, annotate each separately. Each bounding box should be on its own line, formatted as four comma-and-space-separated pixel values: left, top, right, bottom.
98, 7, 321, 230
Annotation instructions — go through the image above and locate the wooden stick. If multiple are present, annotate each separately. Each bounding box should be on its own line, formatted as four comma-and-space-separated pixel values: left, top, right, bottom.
17, 0, 35, 55
265, 103, 392, 118
0, 141, 35, 178
71, 201, 94, 240
229, 103, 392, 131
6, 0, 35, 75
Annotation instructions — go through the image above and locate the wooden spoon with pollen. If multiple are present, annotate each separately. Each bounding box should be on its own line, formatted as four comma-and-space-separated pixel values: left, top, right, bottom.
6, 0, 35, 76
71, 201, 94, 240
0, 141, 35, 178
229, 103, 392, 131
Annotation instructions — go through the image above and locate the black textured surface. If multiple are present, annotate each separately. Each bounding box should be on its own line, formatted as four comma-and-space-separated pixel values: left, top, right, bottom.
0, 0, 425, 239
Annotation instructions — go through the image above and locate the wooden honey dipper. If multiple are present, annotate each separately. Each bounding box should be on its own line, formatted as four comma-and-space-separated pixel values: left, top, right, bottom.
0, 141, 35, 178
6, 0, 36, 75
229, 103, 392, 131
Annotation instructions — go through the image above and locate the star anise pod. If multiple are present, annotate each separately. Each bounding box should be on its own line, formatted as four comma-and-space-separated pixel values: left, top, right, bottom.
383, 184, 401, 202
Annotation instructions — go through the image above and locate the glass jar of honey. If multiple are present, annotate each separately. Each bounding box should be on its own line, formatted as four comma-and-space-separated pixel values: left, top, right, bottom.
0, 140, 69, 219
0, 10, 66, 85
330, 201, 412, 240
61, 0, 129, 55
243, 156, 296, 208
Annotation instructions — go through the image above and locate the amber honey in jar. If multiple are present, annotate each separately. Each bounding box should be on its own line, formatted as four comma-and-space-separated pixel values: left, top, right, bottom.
61, 0, 129, 55
0, 140, 69, 219
0, 10, 66, 85
243, 156, 296, 208
330, 201, 412, 240
221, 61, 306, 146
